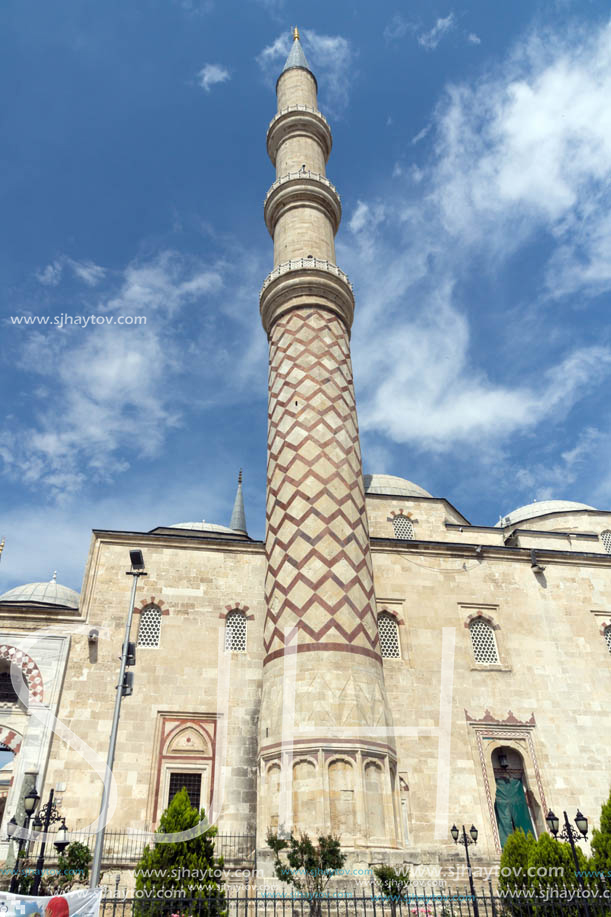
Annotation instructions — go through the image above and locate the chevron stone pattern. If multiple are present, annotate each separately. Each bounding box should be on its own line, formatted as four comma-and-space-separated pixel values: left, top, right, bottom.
263, 306, 382, 665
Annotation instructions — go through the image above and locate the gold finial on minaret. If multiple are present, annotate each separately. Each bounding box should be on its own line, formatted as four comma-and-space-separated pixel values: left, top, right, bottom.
293, 26, 300, 41
0, 538, 5, 560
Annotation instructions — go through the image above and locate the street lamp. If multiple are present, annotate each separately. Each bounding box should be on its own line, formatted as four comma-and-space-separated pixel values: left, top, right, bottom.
451, 824, 480, 917
546, 808, 589, 910
30, 788, 70, 895
90, 549, 146, 888
8, 785, 41, 893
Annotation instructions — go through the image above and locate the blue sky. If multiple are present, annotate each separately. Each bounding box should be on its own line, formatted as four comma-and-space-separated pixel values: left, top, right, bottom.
1, 0, 611, 592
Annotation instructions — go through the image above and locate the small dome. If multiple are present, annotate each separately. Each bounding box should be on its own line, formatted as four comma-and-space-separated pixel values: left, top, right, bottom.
168, 521, 238, 534
0, 575, 79, 610
496, 499, 597, 527
364, 474, 433, 498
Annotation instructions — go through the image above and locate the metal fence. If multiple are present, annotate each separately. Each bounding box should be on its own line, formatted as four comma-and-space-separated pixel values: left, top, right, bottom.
25, 832, 255, 865
98, 892, 611, 917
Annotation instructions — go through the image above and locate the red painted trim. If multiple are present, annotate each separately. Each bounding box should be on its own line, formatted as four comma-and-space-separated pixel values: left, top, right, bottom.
264, 641, 382, 665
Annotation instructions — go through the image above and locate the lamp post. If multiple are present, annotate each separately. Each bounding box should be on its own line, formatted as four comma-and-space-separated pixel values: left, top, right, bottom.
90, 549, 146, 889
451, 823, 479, 917
8, 785, 40, 893
30, 788, 70, 895
546, 809, 589, 914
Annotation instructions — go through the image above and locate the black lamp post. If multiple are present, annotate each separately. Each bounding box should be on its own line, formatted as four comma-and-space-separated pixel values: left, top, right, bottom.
546, 809, 589, 913
451, 823, 479, 917
30, 788, 70, 895
8, 786, 41, 892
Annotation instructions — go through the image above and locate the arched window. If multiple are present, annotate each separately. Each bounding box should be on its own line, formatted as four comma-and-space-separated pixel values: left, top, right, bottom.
137, 604, 162, 648
605, 625, 611, 655
0, 661, 26, 705
378, 612, 400, 658
224, 610, 247, 652
469, 617, 499, 664
601, 531, 611, 554
392, 515, 414, 540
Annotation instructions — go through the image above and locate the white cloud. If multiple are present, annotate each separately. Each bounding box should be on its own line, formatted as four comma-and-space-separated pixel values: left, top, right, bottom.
336, 19, 611, 463
418, 14, 456, 51
36, 257, 105, 287
197, 63, 230, 93
411, 124, 431, 145
383, 14, 412, 42
429, 21, 611, 293
467, 33, 481, 45
36, 262, 63, 286
256, 30, 355, 116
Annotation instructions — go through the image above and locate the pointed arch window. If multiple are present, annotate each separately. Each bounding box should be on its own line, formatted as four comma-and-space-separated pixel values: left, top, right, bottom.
392, 515, 414, 540
137, 604, 162, 648
469, 617, 499, 664
604, 625, 611, 655
378, 612, 400, 658
224, 610, 247, 653
601, 531, 611, 554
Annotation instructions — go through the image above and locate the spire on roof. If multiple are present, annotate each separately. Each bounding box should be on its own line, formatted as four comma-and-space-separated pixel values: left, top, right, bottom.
230, 470, 247, 534
282, 26, 311, 74
51, 571, 57, 582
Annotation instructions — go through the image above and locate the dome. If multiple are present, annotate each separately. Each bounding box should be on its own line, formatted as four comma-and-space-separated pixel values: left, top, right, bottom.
364, 474, 433, 498
0, 575, 79, 609
168, 521, 238, 534
495, 499, 597, 527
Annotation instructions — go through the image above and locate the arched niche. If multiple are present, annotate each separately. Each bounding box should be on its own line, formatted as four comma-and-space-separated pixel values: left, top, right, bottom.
364, 760, 385, 840
292, 759, 317, 833
328, 758, 355, 838
492, 745, 540, 846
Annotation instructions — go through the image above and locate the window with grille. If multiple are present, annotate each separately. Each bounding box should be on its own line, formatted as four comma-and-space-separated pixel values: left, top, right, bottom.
393, 515, 414, 540
605, 626, 611, 655
469, 617, 499, 664
168, 772, 201, 810
378, 613, 400, 658
137, 605, 162, 648
225, 610, 247, 652
601, 531, 611, 554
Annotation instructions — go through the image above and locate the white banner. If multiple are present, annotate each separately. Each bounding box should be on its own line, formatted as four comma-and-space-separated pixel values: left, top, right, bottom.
0, 889, 102, 917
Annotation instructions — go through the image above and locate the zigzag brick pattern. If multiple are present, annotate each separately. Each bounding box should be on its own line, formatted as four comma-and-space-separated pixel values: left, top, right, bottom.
263, 306, 381, 664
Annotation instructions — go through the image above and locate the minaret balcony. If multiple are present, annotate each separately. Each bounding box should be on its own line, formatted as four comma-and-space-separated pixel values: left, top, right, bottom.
267, 105, 332, 166
264, 171, 342, 237
259, 257, 355, 334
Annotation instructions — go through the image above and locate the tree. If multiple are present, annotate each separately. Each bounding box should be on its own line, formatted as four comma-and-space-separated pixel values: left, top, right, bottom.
590, 786, 611, 876
266, 831, 346, 916
372, 864, 411, 917
55, 842, 92, 891
135, 788, 225, 916
499, 828, 537, 895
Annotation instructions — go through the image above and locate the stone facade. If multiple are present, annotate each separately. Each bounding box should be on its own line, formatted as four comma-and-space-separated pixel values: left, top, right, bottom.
1, 30, 611, 893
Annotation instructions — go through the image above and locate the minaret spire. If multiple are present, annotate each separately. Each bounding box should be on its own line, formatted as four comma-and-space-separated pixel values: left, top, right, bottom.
229, 469, 247, 534
258, 34, 397, 850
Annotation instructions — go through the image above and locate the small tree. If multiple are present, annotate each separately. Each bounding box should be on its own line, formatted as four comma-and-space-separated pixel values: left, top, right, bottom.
373, 864, 410, 917
135, 788, 225, 916
266, 831, 346, 916
590, 786, 611, 877
499, 828, 536, 895
55, 841, 93, 891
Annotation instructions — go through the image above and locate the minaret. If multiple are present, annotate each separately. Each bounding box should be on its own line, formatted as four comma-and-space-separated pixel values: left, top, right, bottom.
230, 470, 247, 534
258, 29, 399, 850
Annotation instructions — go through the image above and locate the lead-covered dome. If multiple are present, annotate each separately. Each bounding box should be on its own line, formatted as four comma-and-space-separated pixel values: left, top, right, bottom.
364, 474, 432, 498
0, 575, 79, 609
496, 499, 596, 527
168, 521, 237, 534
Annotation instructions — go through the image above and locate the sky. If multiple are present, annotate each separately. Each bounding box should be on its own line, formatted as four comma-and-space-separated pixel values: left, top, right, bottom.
1, 0, 611, 592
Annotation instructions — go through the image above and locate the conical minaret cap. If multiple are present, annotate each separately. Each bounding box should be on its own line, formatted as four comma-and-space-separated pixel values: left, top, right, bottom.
281, 27, 313, 78
229, 470, 247, 534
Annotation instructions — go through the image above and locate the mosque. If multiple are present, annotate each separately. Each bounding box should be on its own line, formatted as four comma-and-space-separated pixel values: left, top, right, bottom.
1, 30, 611, 888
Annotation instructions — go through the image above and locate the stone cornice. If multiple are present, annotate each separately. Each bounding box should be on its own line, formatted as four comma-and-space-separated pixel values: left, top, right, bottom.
260, 262, 354, 334
267, 106, 332, 165
264, 172, 341, 237
90, 529, 265, 553
370, 536, 611, 565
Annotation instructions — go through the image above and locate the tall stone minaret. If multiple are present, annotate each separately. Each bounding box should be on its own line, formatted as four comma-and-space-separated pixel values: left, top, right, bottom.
258, 29, 399, 850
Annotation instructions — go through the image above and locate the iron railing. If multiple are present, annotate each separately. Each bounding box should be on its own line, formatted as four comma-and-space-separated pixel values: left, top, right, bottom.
264, 171, 339, 205
260, 259, 353, 294
24, 831, 255, 864
98, 891, 611, 917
